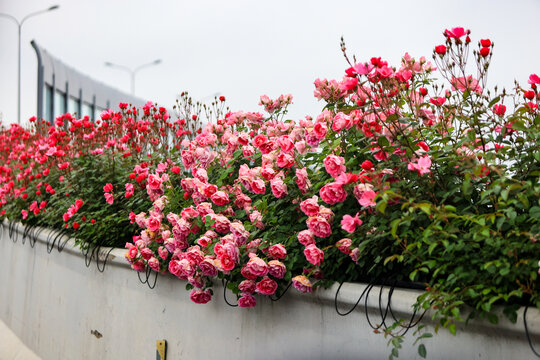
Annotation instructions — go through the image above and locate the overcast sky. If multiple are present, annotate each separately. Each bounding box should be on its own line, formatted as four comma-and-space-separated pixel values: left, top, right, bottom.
1, 0, 539, 126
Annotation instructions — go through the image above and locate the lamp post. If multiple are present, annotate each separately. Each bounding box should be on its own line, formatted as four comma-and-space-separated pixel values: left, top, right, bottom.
104, 59, 162, 96
0, 5, 60, 124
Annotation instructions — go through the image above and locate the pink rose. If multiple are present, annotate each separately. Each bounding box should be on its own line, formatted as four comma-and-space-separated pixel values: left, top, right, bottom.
323, 155, 346, 177
277, 135, 294, 153
297, 230, 316, 246
341, 214, 363, 233
256, 277, 278, 295
125, 245, 138, 262
268, 260, 286, 279
140, 247, 153, 260
313, 122, 328, 139
261, 167, 276, 180
292, 275, 312, 293
104, 192, 114, 205
186, 246, 204, 265
304, 244, 325, 266
250, 178, 266, 195
350, 248, 360, 263
210, 191, 230, 206
451, 75, 482, 94
268, 244, 287, 259
190, 289, 212, 304
270, 177, 288, 198
253, 134, 267, 148
188, 275, 205, 289
295, 168, 311, 192
168, 259, 182, 277
243, 256, 269, 279
276, 153, 295, 168
354, 184, 377, 207
147, 216, 161, 232
307, 216, 332, 238
212, 215, 231, 234
238, 279, 257, 293
336, 238, 352, 255
131, 259, 146, 272
199, 257, 218, 277
157, 246, 169, 260
320, 182, 347, 205
148, 257, 160, 272
238, 293, 257, 307
203, 184, 218, 197
147, 174, 163, 190
332, 112, 352, 132
219, 253, 236, 271
300, 195, 320, 216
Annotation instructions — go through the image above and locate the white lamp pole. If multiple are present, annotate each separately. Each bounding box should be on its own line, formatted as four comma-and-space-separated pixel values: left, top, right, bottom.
104, 59, 162, 96
0, 5, 60, 124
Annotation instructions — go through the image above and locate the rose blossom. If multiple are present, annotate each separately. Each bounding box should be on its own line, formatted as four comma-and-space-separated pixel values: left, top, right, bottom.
304, 244, 325, 266
158, 246, 169, 260
140, 247, 153, 260
147, 216, 161, 232
295, 168, 311, 192
323, 155, 346, 177
320, 182, 347, 205
336, 238, 352, 255
350, 248, 361, 263
276, 153, 295, 168
297, 230, 315, 246
307, 216, 332, 238
300, 196, 320, 216
190, 289, 212, 304
148, 257, 160, 272
354, 184, 377, 207
199, 257, 218, 277
147, 174, 163, 190
210, 191, 230, 206
242, 256, 269, 279
256, 277, 278, 295
238, 293, 257, 307
238, 279, 257, 293
268, 260, 286, 279
292, 275, 313, 293
250, 178, 266, 195
270, 177, 288, 198
268, 244, 287, 259
341, 214, 363, 233
313, 122, 328, 139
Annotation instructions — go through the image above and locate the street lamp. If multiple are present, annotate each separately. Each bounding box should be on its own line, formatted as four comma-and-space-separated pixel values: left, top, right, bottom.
0, 5, 60, 124
104, 59, 162, 96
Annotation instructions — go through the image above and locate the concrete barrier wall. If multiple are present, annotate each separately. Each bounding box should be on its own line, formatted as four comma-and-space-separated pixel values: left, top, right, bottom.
1, 221, 540, 360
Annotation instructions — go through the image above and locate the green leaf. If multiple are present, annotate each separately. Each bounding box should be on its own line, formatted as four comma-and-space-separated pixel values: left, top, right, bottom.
418, 344, 427, 358
530, 206, 540, 219
417, 203, 431, 215
376, 200, 387, 215
488, 96, 501, 107
487, 313, 498, 324
378, 136, 390, 147
448, 323, 457, 336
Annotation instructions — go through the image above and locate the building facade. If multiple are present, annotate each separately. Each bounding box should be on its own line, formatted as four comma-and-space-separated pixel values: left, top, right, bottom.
31, 40, 145, 122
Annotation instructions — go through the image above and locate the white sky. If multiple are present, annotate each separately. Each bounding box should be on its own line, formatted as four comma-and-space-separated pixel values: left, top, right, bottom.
1, 0, 539, 126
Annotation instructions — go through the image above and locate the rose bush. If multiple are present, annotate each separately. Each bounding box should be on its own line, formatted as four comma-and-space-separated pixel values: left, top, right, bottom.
1, 27, 540, 357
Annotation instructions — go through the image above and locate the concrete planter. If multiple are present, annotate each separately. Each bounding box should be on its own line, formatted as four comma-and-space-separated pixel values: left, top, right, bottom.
1, 220, 540, 359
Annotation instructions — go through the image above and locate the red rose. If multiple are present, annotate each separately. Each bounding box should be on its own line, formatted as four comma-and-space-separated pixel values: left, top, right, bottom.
480, 39, 491, 47
256, 277, 278, 295
434, 45, 447, 55
479, 47, 490, 57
